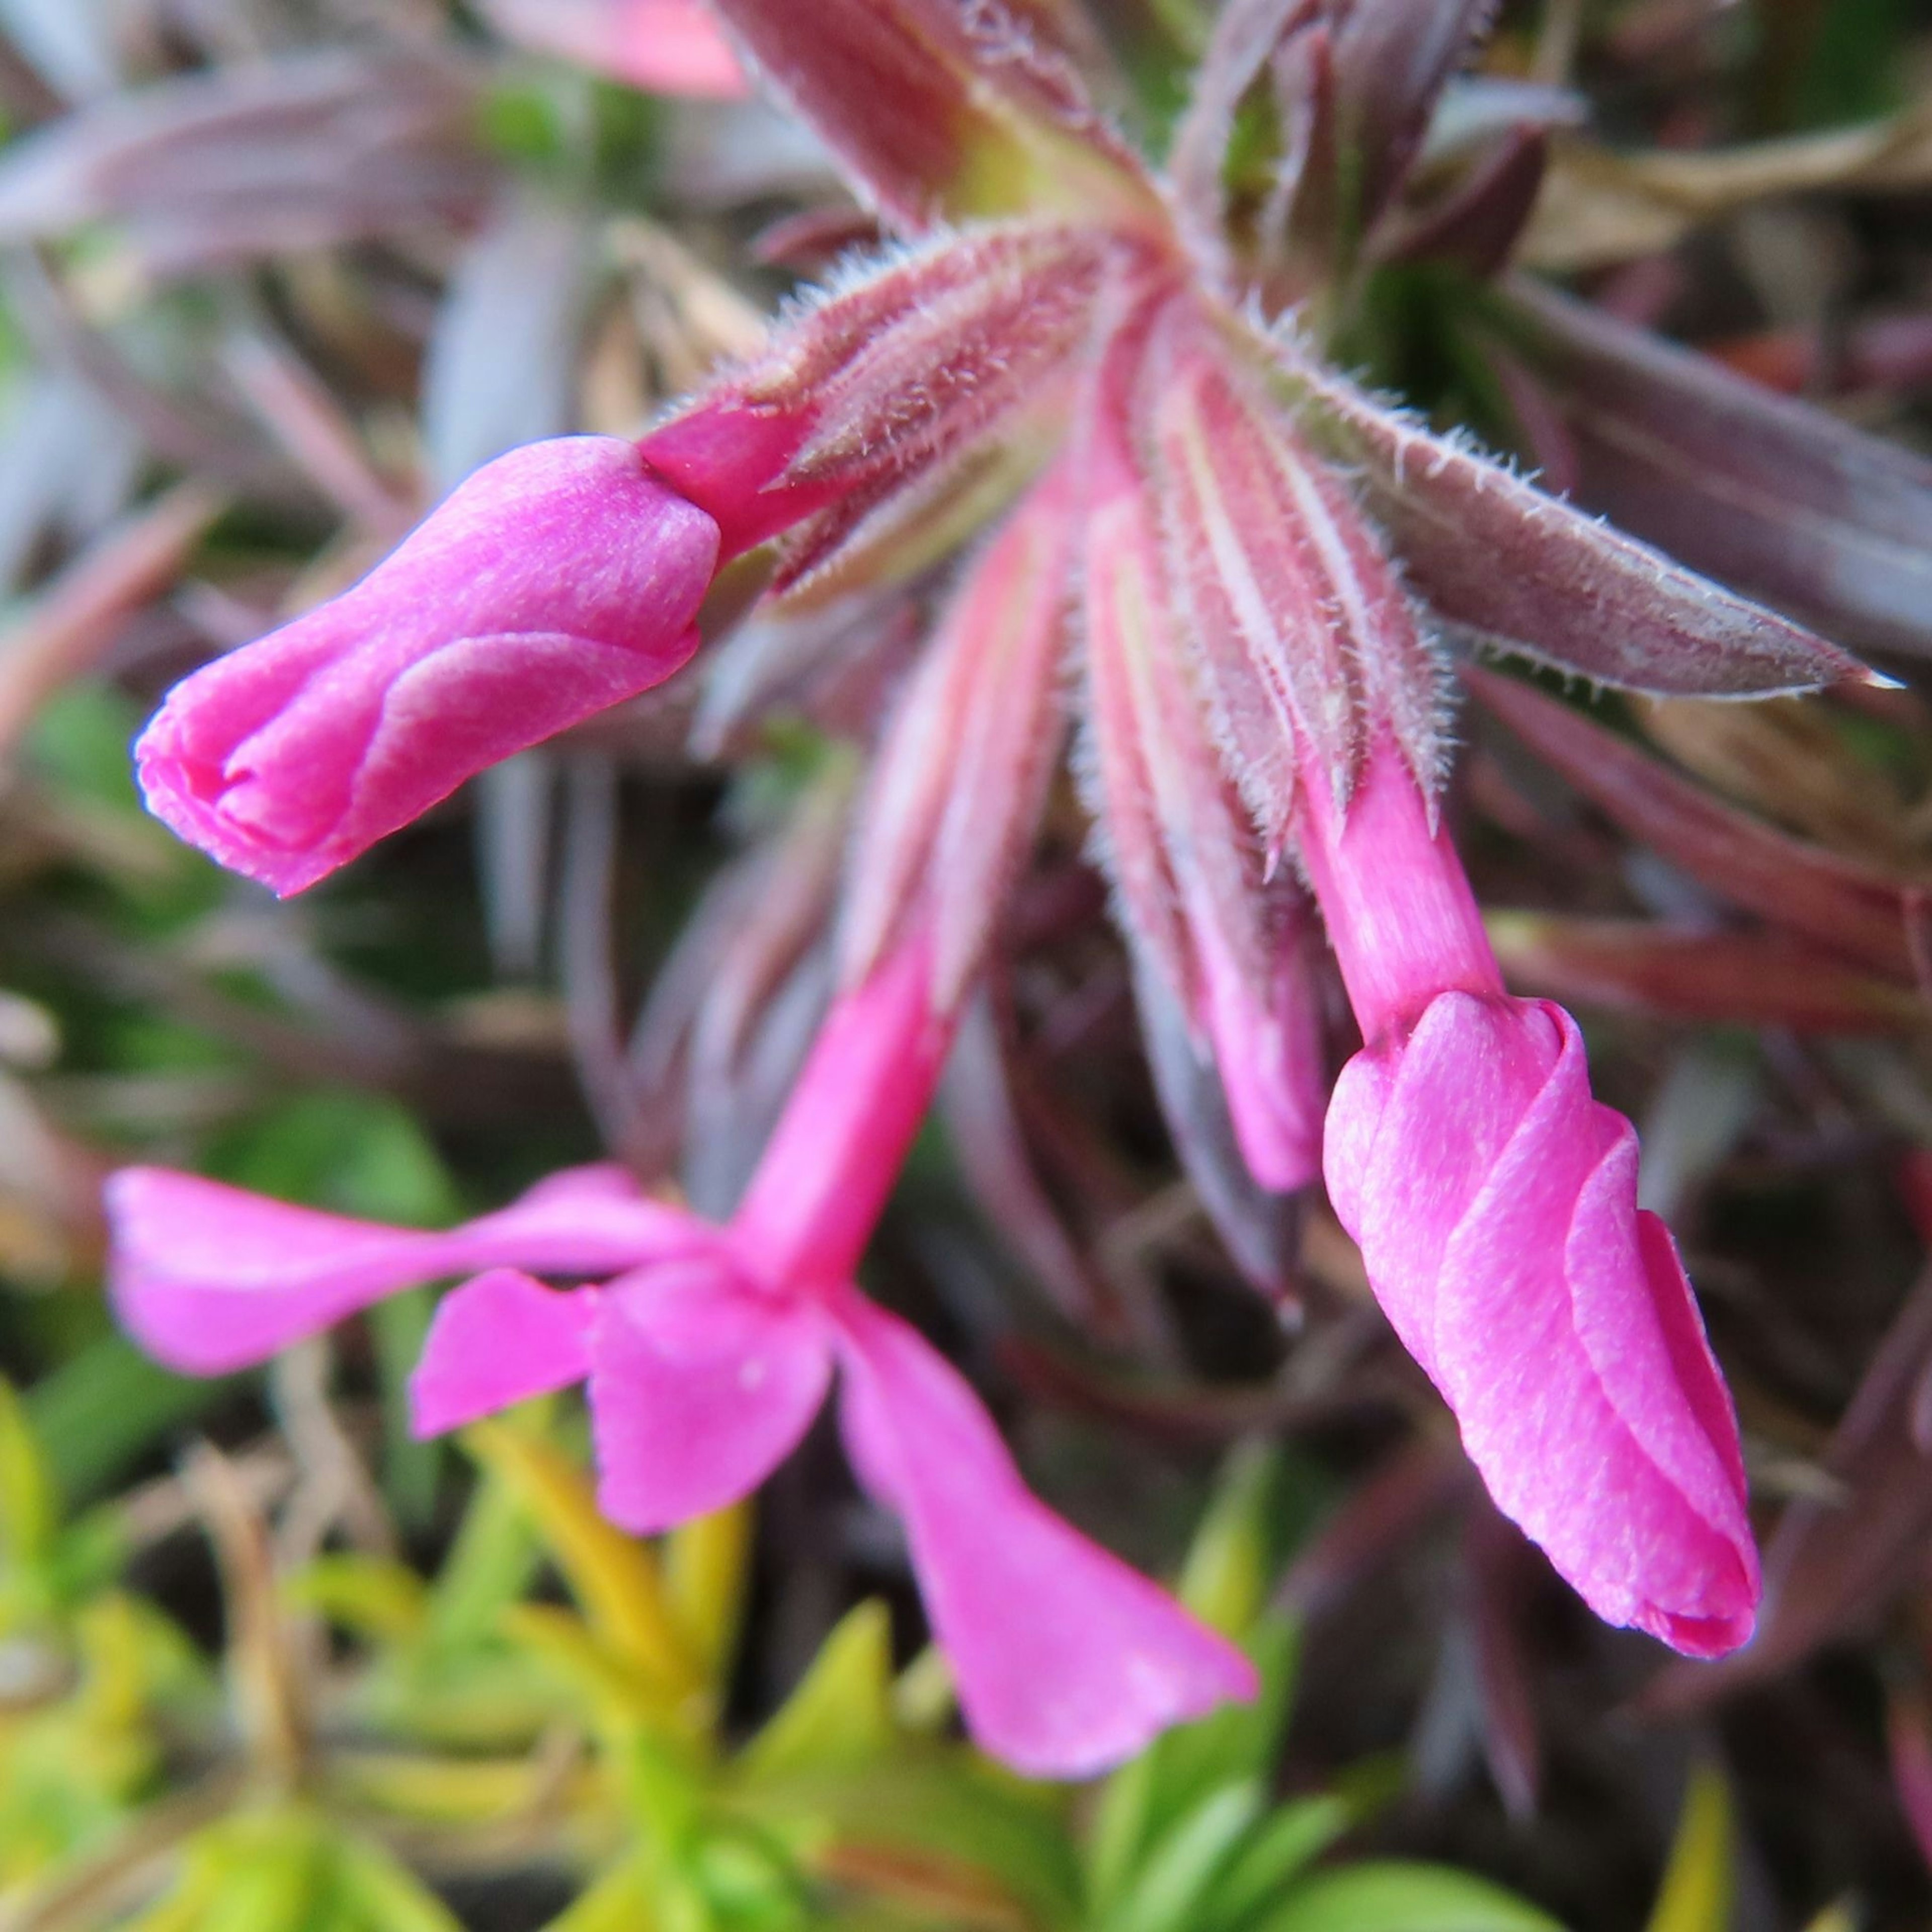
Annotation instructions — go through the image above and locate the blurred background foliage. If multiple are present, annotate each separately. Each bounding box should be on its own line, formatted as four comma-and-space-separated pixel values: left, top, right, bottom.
0, 0, 1927, 1926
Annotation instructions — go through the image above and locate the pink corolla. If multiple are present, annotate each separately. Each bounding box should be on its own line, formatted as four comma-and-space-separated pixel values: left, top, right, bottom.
136, 439, 718, 895
106, 938, 1254, 1779
1298, 742, 1760, 1655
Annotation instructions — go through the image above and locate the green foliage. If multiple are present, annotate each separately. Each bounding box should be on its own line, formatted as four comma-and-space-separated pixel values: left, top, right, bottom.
0, 1401, 1564, 1929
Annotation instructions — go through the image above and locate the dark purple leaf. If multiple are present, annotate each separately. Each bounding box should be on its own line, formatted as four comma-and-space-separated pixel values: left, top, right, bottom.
1271, 332, 1867, 697
1490, 278, 1932, 662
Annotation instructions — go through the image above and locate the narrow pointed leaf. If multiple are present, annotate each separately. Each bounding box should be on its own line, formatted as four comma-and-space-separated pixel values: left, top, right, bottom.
1271, 334, 1866, 697
1473, 671, 1921, 979
1486, 279, 1932, 661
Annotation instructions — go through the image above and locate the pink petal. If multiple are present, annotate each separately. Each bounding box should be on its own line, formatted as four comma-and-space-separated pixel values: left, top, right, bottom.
1326, 991, 1760, 1654
478, 0, 751, 98
105, 1163, 690, 1376
730, 936, 953, 1290
136, 438, 718, 894
587, 1259, 834, 1533
410, 1271, 600, 1437
826, 1286, 1257, 1778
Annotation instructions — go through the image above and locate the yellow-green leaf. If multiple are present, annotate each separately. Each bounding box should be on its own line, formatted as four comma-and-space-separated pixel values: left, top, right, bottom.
665, 1504, 752, 1684
1646, 1765, 1734, 1932
465, 1422, 700, 1697
740, 1601, 896, 1782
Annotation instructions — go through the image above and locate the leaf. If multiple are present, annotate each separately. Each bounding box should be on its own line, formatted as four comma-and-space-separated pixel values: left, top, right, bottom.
26, 1336, 232, 1504
740, 1601, 897, 1779
1107, 1782, 1266, 1932
1645, 1766, 1733, 1932
1471, 671, 1921, 981
0, 1375, 55, 1571
1269, 333, 1865, 698
1089, 1619, 1298, 1910
666, 1503, 754, 1683
1650, 1266, 1932, 1710
1487, 279, 1932, 661
1179, 1445, 1287, 1637
0, 50, 493, 273
707, 0, 1149, 229
1485, 913, 1926, 1035
333, 1831, 467, 1932
1257, 1863, 1562, 1932
1198, 1796, 1353, 1930
464, 1421, 702, 1699
285, 1555, 431, 1645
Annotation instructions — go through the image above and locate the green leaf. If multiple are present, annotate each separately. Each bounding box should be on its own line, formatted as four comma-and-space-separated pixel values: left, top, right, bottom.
0, 1375, 55, 1569
740, 1600, 895, 1781
26, 1336, 231, 1503
1105, 1782, 1265, 1932
370, 1290, 442, 1533
1198, 1796, 1353, 1932
465, 1420, 701, 1698
1257, 1864, 1564, 1932
1180, 1445, 1286, 1638
1645, 1766, 1733, 1932
1089, 1617, 1299, 1908
334, 1831, 466, 1932
286, 1555, 431, 1645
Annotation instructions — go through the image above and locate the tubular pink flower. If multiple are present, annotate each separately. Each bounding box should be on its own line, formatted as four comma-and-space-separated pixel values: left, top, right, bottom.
1299, 743, 1760, 1655
135, 439, 720, 895
103, 936, 1255, 1776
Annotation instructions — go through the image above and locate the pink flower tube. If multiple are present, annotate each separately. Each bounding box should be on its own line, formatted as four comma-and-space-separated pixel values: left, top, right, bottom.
1299, 743, 1760, 1656
106, 937, 1254, 1775
135, 439, 721, 895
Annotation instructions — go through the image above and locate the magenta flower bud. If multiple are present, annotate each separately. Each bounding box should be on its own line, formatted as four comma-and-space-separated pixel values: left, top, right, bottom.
1323, 985, 1758, 1655
135, 437, 720, 895
1300, 743, 1760, 1654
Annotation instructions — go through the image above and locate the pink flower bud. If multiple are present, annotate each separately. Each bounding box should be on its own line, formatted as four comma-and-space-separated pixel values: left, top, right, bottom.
1301, 744, 1759, 1654
1325, 989, 1759, 1654
136, 438, 719, 894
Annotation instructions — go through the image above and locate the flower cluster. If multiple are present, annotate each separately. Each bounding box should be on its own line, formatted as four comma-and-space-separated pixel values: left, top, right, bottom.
109, 0, 1878, 1766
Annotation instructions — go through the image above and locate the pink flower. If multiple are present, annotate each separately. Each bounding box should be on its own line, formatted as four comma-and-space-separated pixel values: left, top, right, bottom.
135, 439, 720, 895
105, 939, 1254, 1777
1299, 742, 1760, 1655
476, 0, 751, 100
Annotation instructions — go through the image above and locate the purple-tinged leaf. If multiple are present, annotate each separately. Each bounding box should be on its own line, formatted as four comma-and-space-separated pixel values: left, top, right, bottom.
1650, 1261, 1932, 1712
1466, 1500, 1543, 1821
1142, 301, 1446, 844
643, 224, 1110, 560
0, 372, 141, 595
1132, 958, 1304, 1298
421, 192, 596, 497
839, 460, 1079, 1010
1487, 278, 1932, 662
0, 51, 492, 273
1083, 332, 1328, 1198
1168, 0, 1317, 259
706, 0, 1148, 230
1487, 914, 1927, 1034
0, 480, 225, 755
1324, 0, 1499, 232
1472, 671, 1923, 981
1373, 125, 1547, 279
941, 991, 1119, 1333
1890, 1683, 1932, 1876
1268, 331, 1868, 697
